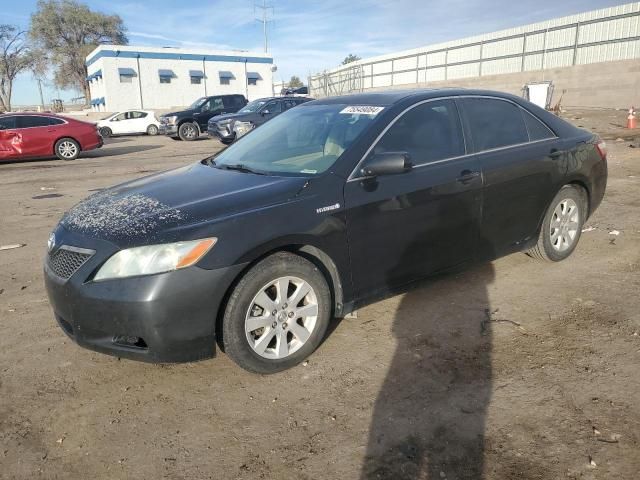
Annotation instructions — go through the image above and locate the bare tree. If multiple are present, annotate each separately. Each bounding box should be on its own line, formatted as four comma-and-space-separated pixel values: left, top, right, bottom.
0, 25, 33, 111
29, 0, 127, 105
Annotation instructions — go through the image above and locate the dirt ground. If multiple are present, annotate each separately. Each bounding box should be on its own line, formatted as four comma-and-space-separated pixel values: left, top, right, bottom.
1, 110, 639, 480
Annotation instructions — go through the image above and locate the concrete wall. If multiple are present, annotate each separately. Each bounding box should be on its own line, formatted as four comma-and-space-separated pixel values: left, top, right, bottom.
363, 58, 640, 109
86, 46, 274, 112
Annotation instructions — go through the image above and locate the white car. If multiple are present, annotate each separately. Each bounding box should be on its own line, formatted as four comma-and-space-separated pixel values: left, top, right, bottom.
97, 110, 160, 137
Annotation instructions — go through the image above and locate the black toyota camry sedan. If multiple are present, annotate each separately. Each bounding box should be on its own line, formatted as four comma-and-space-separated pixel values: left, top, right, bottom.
44, 89, 607, 373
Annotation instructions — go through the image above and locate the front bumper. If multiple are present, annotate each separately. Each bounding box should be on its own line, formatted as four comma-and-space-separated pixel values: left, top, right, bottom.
160, 124, 178, 136
43, 227, 246, 363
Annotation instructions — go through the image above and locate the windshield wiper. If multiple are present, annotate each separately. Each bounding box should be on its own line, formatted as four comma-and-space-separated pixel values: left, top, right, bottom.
218, 163, 266, 175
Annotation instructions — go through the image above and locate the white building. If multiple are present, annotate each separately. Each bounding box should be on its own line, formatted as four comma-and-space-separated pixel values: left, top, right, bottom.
86, 45, 274, 112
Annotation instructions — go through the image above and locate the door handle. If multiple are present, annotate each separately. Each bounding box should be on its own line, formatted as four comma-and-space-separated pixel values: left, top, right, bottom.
456, 170, 481, 184
549, 149, 564, 159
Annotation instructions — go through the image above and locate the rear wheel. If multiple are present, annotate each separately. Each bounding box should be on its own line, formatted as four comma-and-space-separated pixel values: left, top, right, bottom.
146, 124, 159, 136
526, 184, 586, 261
222, 252, 331, 373
99, 127, 112, 138
54, 138, 80, 160
178, 122, 198, 141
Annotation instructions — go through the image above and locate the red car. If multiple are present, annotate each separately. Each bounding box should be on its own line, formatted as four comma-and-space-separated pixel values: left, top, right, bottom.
0, 113, 103, 161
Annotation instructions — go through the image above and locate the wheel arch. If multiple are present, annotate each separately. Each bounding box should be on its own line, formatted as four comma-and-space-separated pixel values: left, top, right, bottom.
214, 243, 346, 351
177, 118, 200, 133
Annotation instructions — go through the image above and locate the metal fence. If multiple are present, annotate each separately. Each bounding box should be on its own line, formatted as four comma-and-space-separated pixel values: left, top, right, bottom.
309, 3, 640, 97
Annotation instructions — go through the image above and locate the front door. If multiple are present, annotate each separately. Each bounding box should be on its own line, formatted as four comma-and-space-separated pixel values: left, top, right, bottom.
344, 99, 482, 300
195, 97, 224, 131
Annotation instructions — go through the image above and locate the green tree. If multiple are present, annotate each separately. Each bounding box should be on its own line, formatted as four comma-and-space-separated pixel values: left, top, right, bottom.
29, 0, 127, 105
0, 25, 33, 111
341, 54, 361, 65
288, 75, 303, 88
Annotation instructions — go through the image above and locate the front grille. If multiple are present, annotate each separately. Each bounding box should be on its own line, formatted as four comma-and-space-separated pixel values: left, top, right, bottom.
48, 246, 94, 280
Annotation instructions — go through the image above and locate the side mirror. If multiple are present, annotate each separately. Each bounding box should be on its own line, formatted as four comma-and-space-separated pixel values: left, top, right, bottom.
361, 152, 412, 177
261, 109, 270, 116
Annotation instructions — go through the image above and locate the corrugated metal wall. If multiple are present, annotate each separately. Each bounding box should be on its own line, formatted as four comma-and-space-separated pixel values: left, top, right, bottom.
310, 2, 640, 97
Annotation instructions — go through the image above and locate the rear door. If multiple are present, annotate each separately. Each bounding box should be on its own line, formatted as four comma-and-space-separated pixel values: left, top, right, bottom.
223, 95, 246, 114
344, 98, 483, 298
129, 111, 149, 133
459, 97, 561, 259
15, 115, 55, 157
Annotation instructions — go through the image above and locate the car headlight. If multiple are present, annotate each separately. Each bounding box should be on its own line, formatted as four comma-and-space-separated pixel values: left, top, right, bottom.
233, 121, 254, 138
94, 238, 217, 281
216, 119, 232, 126
164, 115, 177, 125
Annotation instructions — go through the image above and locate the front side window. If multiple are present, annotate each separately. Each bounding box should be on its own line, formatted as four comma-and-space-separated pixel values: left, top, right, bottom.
0, 115, 18, 129
463, 98, 529, 151
203, 98, 224, 112
262, 101, 282, 114
211, 104, 380, 176
372, 99, 465, 165
112, 113, 126, 122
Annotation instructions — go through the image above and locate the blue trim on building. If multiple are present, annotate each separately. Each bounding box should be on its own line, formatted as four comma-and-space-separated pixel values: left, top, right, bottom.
86, 49, 273, 67
86, 69, 103, 81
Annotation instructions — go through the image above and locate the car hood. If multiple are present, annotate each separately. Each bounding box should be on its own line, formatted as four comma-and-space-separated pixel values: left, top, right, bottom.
60, 161, 309, 246
162, 108, 194, 118
209, 112, 247, 124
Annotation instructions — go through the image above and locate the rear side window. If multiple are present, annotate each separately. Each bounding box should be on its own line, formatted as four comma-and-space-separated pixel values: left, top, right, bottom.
0, 116, 17, 129
17, 116, 51, 128
48, 117, 65, 125
463, 98, 528, 151
522, 110, 555, 141
130, 111, 147, 119
374, 99, 465, 165
223, 96, 245, 109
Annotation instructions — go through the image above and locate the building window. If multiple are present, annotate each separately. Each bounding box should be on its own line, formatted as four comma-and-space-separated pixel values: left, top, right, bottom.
120, 74, 133, 83
248, 78, 258, 86
160, 76, 171, 84
220, 77, 230, 85
246, 72, 261, 86
158, 69, 175, 84
191, 76, 202, 84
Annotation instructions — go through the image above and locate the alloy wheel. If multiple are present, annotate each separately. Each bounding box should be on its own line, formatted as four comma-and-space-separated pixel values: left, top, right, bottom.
244, 276, 319, 359
549, 198, 580, 252
58, 141, 78, 159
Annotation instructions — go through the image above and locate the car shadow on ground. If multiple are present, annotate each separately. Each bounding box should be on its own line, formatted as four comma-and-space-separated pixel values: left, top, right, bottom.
360, 261, 495, 479
82, 144, 163, 158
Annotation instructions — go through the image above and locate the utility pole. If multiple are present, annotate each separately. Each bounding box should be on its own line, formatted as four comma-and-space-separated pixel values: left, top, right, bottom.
255, 0, 273, 53
37, 78, 45, 111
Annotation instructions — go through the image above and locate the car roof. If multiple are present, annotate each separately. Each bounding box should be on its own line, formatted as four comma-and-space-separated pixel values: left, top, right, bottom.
308, 88, 523, 106
4, 112, 66, 117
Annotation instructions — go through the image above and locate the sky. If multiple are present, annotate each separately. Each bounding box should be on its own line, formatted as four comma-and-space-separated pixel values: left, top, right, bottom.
5, 0, 632, 105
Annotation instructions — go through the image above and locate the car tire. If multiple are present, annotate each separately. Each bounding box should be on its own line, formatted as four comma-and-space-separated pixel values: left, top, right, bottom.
222, 252, 332, 374
54, 138, 81, 161
526, 184, 587, 262
178, 122, 199, 141
99, 127, 112, 138
146, 124, 159, 136
221, 135, 235, 145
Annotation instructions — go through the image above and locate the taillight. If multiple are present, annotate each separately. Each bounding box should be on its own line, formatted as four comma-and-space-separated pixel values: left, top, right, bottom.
595, 139, 607, 161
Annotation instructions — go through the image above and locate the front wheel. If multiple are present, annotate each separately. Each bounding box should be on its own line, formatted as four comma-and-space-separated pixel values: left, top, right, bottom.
54, 138, 80, 160
146, 124, 159, 136
222, 252, 331, 373
526, 184, 586, 261
178, 122, 199, 141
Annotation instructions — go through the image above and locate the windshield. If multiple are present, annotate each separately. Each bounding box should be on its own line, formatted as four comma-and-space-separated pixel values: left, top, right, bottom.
189, 97, 207, 109
238, 99, 268, 114
212, 103, 382, 176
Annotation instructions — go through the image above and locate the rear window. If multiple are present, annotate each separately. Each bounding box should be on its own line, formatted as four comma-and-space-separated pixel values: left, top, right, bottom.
522, 110, 555, 141
463, 98, 529, 151
17, 116, 51, 128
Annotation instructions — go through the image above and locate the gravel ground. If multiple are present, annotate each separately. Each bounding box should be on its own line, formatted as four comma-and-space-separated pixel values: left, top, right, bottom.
1, 112, 639, 480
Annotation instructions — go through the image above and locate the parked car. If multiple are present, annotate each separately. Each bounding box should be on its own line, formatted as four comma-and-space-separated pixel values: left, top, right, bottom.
208, 96, 311, 144
97, 110, 160, 137
44, 89, 607, 373
159, 94, 247, 141
0, 113, 102, 161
